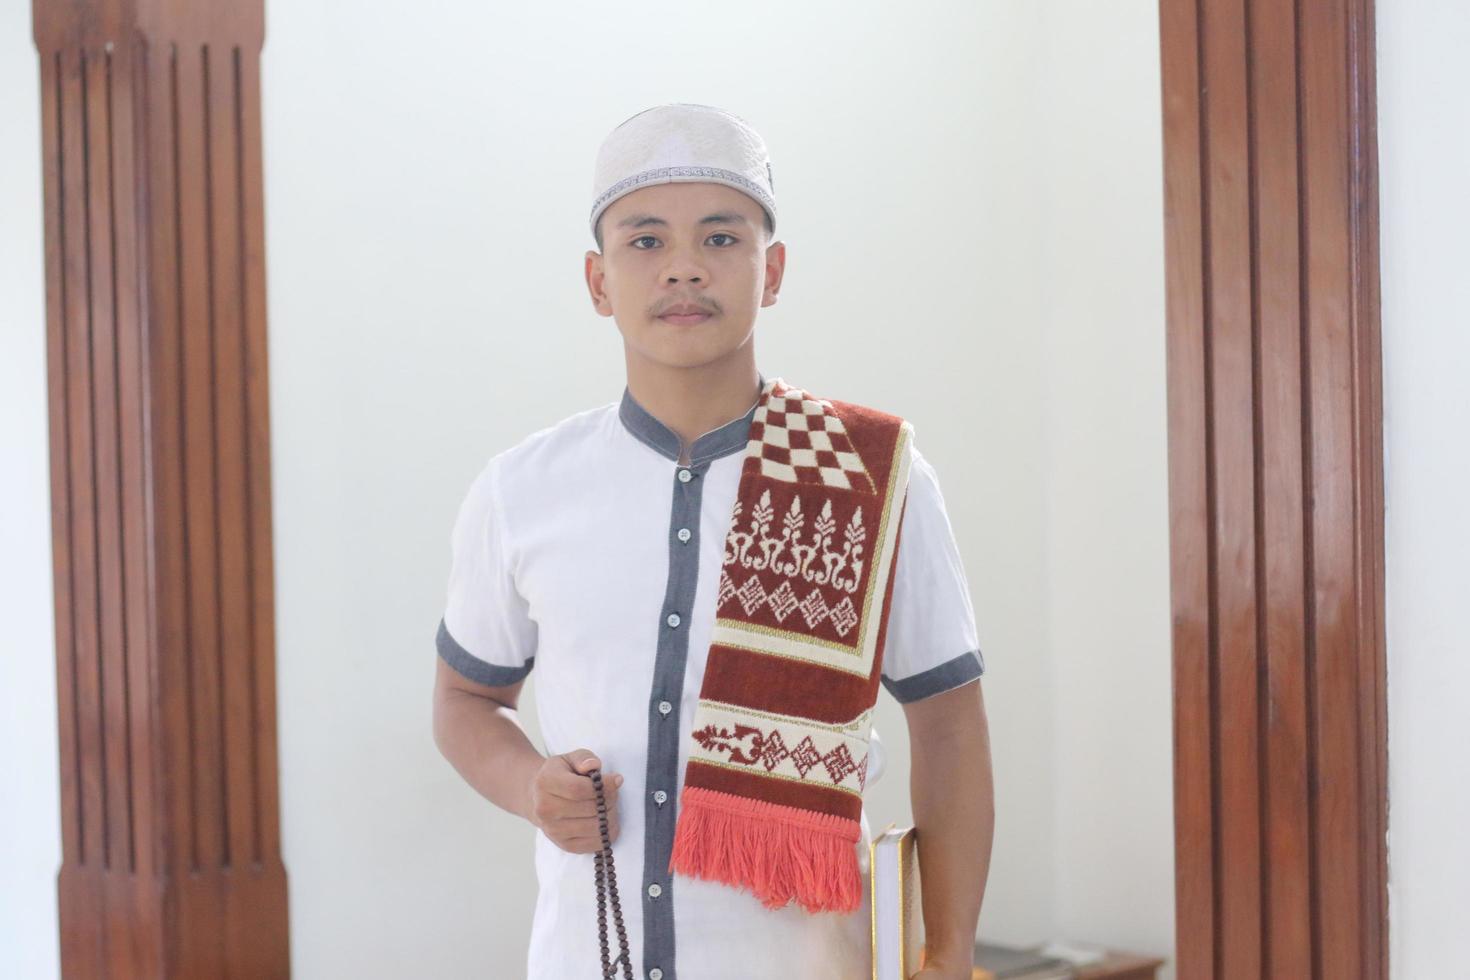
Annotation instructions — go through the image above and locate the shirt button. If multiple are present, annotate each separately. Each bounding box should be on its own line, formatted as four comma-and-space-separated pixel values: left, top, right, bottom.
649, 970, 664, 980
653, 789, 667, 805
648, 882, 663, 898
658, 700, 672, 716
677, 468, 692, 483
666, 612, 681, 628
676, 527, 692, 543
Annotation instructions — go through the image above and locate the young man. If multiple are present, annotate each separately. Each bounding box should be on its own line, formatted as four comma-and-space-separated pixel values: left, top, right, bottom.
432, 104, 994, 980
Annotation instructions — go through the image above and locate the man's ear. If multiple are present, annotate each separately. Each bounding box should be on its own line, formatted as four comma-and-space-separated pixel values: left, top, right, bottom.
585, 250, 613, 317
761, 240, 786, 308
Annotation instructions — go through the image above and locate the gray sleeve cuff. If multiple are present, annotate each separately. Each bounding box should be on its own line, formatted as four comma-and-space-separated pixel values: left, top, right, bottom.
436, 618, 535, 687
881, 648, 985, 703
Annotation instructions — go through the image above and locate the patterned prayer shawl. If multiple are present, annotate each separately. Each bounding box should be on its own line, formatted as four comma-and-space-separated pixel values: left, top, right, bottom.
667, 377, 914, 914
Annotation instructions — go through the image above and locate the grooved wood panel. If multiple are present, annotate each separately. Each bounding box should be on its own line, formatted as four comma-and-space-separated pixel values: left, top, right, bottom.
33, 1, 289, 975
1158, 0, 1387, 977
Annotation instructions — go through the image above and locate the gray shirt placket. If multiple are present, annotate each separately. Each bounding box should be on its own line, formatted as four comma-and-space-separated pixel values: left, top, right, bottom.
617, 380, 762, 980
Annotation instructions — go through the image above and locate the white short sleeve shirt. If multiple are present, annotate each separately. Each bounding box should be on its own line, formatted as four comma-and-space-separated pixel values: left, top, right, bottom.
436, 376, 985, 980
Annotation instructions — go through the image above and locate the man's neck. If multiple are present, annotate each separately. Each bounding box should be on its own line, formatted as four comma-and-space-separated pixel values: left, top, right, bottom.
624, 353, 763, 466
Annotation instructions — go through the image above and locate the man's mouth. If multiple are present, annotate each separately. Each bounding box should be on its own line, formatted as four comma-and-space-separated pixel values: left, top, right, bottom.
658, 311, 713, 325
658, 302, 715, 325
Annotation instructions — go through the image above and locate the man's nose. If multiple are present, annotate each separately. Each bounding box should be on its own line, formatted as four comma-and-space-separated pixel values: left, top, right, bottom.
662, 246, 708, 283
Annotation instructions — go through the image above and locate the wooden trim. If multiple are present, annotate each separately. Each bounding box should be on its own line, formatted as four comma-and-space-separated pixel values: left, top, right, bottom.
33, 1, 289, 975
1159, 0, 1388, 976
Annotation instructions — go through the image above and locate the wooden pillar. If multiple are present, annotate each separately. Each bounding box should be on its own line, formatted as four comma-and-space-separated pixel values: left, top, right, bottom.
32, 0, 289, 974
1159, 0, 1387, 976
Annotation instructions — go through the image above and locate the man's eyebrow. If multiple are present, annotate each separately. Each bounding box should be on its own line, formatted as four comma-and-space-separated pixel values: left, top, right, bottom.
615, 212, 752, 230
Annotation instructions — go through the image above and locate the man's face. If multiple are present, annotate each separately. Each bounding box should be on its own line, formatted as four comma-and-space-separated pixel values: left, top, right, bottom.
586, 181, 785, 370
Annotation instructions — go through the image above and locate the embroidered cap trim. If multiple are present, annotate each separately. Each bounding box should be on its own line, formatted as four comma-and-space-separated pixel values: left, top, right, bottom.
590, 165, 777, 235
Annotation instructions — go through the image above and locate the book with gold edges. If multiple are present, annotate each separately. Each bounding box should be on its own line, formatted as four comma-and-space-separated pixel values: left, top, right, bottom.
870, 822, 923, 980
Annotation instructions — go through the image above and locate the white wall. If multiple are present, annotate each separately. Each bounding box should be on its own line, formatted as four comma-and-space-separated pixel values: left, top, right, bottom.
1, 0, 1173, 975
1377, 4, 1470, 976
1037, 2, 1174, 967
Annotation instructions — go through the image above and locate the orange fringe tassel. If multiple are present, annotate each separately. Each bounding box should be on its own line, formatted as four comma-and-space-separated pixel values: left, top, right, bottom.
666, 785, 863, 914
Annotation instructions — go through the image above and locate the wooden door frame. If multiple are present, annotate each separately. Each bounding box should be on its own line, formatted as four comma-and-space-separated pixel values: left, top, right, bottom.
32, 1, 287, 975
1159, 0, 1388, 976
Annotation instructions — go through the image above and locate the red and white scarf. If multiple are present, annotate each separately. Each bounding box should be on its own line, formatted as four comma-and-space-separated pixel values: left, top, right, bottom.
668, 377, 915, 914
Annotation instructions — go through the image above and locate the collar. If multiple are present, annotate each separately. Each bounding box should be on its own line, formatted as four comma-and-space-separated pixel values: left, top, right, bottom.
619, 373, 768, 465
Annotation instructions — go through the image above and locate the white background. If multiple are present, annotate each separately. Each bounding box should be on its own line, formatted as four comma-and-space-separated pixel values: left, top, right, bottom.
11, 0, 1399, 975
1377, 1, 1470, 974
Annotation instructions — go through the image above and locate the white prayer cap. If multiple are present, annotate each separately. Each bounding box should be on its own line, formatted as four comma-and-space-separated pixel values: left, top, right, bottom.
589, 103, 777, 244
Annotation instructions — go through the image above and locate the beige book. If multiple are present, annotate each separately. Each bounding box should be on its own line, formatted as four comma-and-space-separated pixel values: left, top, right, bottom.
870, 822, 924, 980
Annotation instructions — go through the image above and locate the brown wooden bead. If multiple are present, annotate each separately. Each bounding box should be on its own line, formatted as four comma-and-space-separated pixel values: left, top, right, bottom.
588, 769, 631, 978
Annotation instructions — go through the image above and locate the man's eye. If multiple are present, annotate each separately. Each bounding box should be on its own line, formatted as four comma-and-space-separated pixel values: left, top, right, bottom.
630, 233, 737, 249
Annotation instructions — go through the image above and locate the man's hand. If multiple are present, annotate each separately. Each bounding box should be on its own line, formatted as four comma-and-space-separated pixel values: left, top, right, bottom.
912, 964, 971, 980
529, 748, 625, 854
